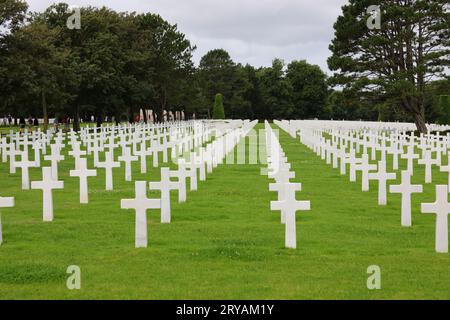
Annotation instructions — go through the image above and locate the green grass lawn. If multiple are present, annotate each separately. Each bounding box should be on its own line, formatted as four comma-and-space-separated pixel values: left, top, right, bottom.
0, 123, 449, 299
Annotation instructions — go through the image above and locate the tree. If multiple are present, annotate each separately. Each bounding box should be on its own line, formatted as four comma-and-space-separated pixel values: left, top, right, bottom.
0, 0, 27, 36
286, 60, 329, 119
423, 79, 450, 124
198, 49, 251, 119
258, 59, 294, 119
0, 0, 28, 115
241, 64, 261, 120
32, 4, 128, 130
325, 91, 351, 120
15, 4, 195, 129
212, 93, 225, 119
183, 70, 209, 119
139, 13, 196, 122
2, 2, 377, 125
328, 0, 450, 133
1, 16, 72, 129
438, 95, 450, 124
199, 49, 235, 102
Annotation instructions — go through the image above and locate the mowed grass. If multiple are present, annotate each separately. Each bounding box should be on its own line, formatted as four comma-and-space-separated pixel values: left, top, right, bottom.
0, 123, 449, 299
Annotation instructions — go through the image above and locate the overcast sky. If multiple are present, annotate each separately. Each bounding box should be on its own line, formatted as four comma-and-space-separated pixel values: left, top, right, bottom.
27, 0, 349, 73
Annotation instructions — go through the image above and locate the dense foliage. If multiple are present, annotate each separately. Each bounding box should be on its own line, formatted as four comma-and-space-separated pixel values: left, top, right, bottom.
328, 0, 450, 132
0, 1, 448, 129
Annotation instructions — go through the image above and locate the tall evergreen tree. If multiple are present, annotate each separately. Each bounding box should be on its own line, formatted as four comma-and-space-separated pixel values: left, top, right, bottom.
212, 93, 225, 119
328, 0, 450, 132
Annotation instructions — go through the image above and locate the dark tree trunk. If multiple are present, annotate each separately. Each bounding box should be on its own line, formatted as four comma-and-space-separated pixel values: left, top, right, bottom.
155, 111, 161, 123
73, 105, 80, 132
115, 110, 120, 126
42, 90, 48, 131
402, 96, 427, 134
413, 108, 427, 134
128, 105, 134, 123
143, 108, 148, 124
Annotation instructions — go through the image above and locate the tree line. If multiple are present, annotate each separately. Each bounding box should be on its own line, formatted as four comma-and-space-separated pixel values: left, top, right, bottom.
0, 1, 449, 132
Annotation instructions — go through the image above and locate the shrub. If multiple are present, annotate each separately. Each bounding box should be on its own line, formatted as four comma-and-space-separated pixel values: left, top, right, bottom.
212, 93, 225, 119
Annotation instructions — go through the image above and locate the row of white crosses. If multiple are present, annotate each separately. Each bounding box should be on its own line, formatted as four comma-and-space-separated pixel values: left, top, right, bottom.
265, 121, 311, 249
276, 119, 450, 253
0, 121, 217, 245
120, 120, 258, 248
61, 122, 213, 213
85, 122, 212, 189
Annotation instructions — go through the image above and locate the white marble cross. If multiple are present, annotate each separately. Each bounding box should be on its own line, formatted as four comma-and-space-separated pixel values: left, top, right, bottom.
432, 142, 443, 166
194, 151, 207, 182
377, 139, 389, 162
355, 154, 377, 191
388, 142, 402, 170
14, 151, 37, 190
1, 138, 7, 163
184, 155, 198, 191
91, 140, 102, 167
7, 142, 18, 174
268, 168, 295, 184
0, 196, 14, 246
421, 185, 450, 253
169, 160, 188, 203
439, 155, 450, 190
198, 157, 207, 182
44, 144, 65, 180
270, 183, 311, 249
68, 142, 87, 165
149, 167, 180, 223
32, 139, 42, 167
368, 160, 396, 205
390, 171, 423, 227
270, 181, 303, 224
70, 158, 97, 204
121, 181, 161, 248
53, 137, 65, 153
162, 140, 169, 163
22, 136, 32, 159
418, 149, 438, 183
105, 136, 117, 158
370, 138, 377, 160
97, 151, 120, 191
149, 142, 160, 168
331, 145, 339, 168
348, 150, 361, 182
401, 145, 419, 175
136, 141, 148, 174
118, 147, 138, 182
31, 167, 64, 222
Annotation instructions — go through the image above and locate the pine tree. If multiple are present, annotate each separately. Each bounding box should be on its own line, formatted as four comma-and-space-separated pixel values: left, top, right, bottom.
328, 0, 450, 133
212, 93, 225, 119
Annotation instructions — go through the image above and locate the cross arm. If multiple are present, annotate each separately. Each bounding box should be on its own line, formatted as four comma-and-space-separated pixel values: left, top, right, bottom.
421, 202, 438, 214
